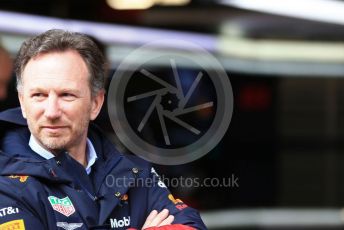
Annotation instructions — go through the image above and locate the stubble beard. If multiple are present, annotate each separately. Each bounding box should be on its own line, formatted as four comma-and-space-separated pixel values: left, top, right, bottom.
28, 117, 90, 154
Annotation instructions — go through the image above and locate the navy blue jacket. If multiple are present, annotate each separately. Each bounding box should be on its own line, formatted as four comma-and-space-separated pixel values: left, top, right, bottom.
0, 108, 206, 230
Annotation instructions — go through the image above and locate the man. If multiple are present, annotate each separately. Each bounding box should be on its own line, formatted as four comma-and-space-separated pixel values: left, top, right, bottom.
0, 30, 206, 230
0, 45, 13, 101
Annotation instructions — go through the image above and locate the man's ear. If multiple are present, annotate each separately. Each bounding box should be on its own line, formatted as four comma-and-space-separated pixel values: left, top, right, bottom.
90, 90, 105, 121
18, 92, 27, 119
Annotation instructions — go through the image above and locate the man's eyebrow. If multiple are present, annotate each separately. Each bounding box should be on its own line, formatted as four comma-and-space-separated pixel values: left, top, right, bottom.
59, 88, 81, 93
28, 87, 47, 92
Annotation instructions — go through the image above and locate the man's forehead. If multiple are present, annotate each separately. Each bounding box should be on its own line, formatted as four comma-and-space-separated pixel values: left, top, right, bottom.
23, 76, 88, 90
23, 51, 88, 75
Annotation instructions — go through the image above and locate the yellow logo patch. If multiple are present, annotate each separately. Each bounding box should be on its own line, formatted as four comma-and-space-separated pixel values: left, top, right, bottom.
120, 194, 129, 201
0, 219, 25, 230
8, 175, 29, 183
168, 194, 188, 210
168, 194, 183, 204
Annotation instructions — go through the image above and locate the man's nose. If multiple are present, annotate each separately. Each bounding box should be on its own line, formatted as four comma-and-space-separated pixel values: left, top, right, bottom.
44, 94, 61, 119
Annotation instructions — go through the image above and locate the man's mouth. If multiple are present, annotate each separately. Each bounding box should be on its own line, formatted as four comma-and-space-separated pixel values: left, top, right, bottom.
41, 126, 68, 131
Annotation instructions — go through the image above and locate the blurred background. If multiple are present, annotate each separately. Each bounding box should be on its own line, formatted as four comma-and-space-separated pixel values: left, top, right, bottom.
1, 0, 344, 229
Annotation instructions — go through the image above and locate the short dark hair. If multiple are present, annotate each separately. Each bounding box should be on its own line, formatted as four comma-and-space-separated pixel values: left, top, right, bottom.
14, 29, 106, 97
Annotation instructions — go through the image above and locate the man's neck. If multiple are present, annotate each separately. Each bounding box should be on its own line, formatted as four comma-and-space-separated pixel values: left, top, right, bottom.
29, 135, 98, 175
30, 135, 88, 167
64, 145, 87, 168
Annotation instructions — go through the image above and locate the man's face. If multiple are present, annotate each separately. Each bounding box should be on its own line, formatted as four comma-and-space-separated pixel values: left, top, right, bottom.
0, 50, 13, 100
19, 50, 104, 153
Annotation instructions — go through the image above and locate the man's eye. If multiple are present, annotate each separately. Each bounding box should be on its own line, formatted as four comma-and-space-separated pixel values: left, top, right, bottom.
32, 93, 44, 98
61, 93, 76, 99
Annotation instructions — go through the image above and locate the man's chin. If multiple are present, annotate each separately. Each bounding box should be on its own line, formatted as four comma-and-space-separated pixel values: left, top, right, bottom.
40, 140, 68, 153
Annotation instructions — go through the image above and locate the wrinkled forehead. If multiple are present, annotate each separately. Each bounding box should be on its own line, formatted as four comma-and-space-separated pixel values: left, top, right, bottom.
20, 51, 91, 91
